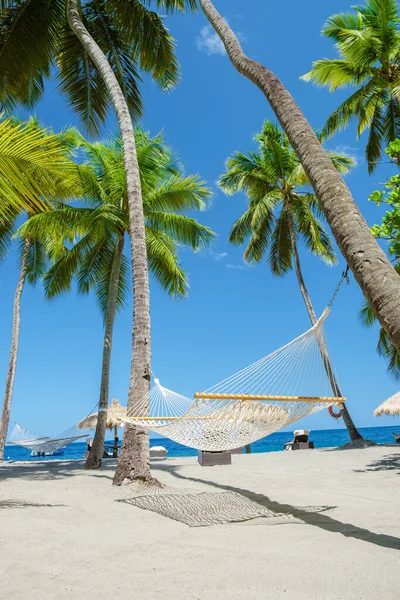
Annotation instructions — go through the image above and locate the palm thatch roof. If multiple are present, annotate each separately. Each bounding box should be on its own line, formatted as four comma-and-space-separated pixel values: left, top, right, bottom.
77, 398, 126, 430
374, 392, 400, 417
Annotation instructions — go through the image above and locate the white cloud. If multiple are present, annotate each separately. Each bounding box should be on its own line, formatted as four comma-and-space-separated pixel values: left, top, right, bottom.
226, 263, 245, 270
196, 18, 246, 57
196, 25, 226, 56
210, 251, 228, 261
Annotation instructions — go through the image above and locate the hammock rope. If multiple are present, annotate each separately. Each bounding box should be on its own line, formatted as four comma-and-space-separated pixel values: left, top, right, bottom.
8, 423, 87, 454
123, 307, 346, 451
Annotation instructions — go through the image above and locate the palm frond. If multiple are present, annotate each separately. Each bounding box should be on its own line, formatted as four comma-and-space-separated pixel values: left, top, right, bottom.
377, 325, 400, 379
292, 195, 337, 265
108, 0, 179, 89
301, 60, 371, 90
320, 80, 377, 140
322, 11, 364, 41
147, 174, 212, 212
143, 0, 198, 12
56, 22, 110, 137
25, 238, 48, 285
145, 211, 215, 251
383, 96, 400, 148
360, 299, 377, 326
268, 208, 292, 275
146, 226, 188, 296
219, 152, 271, 198
0, 209, 17, 262
96, 250, 130, 321
229, 209, 255, 246
365, 100, 386, 172
0, 117, 79, 217
42, 238, 87, 299
326, 151, 356, 173
0, 0, 64, 109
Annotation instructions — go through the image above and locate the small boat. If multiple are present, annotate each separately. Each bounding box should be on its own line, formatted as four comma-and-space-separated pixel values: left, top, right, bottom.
31, 448, 65, 457
392, 432, 400, 444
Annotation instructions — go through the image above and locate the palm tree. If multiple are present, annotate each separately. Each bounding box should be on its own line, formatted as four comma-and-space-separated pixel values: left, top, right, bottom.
219, 121, 362, 441
0, 118, 79, 461
198, 0, 400, 356
19, 128, 214, 468
301, 0, 400, 172
0, 0, 197, 483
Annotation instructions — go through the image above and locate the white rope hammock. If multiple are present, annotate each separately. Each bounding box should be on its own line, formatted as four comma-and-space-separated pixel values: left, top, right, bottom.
123, 308, 345, 451
8, 423, 87, 454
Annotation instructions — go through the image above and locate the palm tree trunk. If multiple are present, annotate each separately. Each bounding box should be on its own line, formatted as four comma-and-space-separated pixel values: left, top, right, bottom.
85, 235, 124, 469
0, 237, 31, 461
66, 0, 153, 484
285, 206, 362, 441
199, 0, 400, 352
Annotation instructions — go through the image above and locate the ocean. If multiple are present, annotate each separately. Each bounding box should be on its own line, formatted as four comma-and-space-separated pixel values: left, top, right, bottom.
4, 425, 400, 462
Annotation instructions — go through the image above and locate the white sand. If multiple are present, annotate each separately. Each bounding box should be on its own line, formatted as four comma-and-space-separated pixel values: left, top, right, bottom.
1, 446, 399, 600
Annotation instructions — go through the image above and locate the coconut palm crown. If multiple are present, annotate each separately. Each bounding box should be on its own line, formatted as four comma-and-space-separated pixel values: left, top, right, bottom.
19, 127, 214, 308
0, 0, 197, 135
219, 121, 353, 272
301, 0, 400, 172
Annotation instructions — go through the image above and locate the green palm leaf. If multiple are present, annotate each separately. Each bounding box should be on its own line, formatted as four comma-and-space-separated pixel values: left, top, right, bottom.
0, 117, 79, 218
146, 226, 187, 296
302, 0, 400, 170
221, 121, 349, 273
268, 208, 292, 275
360, 298, 400, 378
36, 127, 213, 310
0, 0, 187, 135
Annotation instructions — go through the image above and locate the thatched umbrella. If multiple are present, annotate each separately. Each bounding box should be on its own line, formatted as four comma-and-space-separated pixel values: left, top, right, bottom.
77, 398, 126, 457
374, 392, 400, 417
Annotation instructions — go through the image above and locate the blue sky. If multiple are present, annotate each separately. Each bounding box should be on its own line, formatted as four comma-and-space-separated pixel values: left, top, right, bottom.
1, 0, 399, 438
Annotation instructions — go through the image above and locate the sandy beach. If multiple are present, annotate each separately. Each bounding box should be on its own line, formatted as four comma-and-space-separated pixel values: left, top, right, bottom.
1, 446, 399, 600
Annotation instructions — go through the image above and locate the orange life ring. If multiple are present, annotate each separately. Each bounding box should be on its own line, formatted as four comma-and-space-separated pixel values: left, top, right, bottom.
329, 405, 342, 419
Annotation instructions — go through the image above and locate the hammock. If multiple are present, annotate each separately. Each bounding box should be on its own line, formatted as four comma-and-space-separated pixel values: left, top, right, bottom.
122, 308, 346, 451
8, 423, 87, 454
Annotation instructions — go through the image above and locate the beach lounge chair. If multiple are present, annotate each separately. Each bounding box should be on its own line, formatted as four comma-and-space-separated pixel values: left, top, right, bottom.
284, 430, 314, 451
198, 450, 232, 466
150, 446, 168, 458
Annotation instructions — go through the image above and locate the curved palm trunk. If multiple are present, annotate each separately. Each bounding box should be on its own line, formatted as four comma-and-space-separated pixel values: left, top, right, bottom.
199, 0, 400, 351
286, 207, 362, 441
0, 237, 31, 461
85, 235, 124, 469
67, 0, 153, 485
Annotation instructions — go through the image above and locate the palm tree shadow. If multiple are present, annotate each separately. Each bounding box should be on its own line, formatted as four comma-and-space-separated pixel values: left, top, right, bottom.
353, 453, 400, 474
155, 464, 400, 551
0, 459, 117, 482
0, 499, 66, 509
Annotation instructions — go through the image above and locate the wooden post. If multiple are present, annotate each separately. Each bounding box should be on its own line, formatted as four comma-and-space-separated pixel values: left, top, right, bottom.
113, 425, 119, 458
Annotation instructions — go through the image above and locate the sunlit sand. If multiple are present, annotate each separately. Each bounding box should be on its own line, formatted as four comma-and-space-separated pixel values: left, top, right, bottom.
1, 446, 399, 599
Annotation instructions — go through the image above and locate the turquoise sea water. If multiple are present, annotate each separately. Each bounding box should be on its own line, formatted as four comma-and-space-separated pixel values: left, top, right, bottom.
4, 425, 400, 462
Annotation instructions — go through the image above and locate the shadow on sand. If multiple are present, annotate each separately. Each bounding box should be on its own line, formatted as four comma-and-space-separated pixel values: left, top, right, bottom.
148, 463, 400, 551
0, 459, 117, 482
0, 499, 65, 509
353, 453, 400, 474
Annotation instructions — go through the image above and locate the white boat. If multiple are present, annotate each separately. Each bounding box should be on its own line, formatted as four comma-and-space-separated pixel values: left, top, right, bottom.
31, 448, 65, 457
